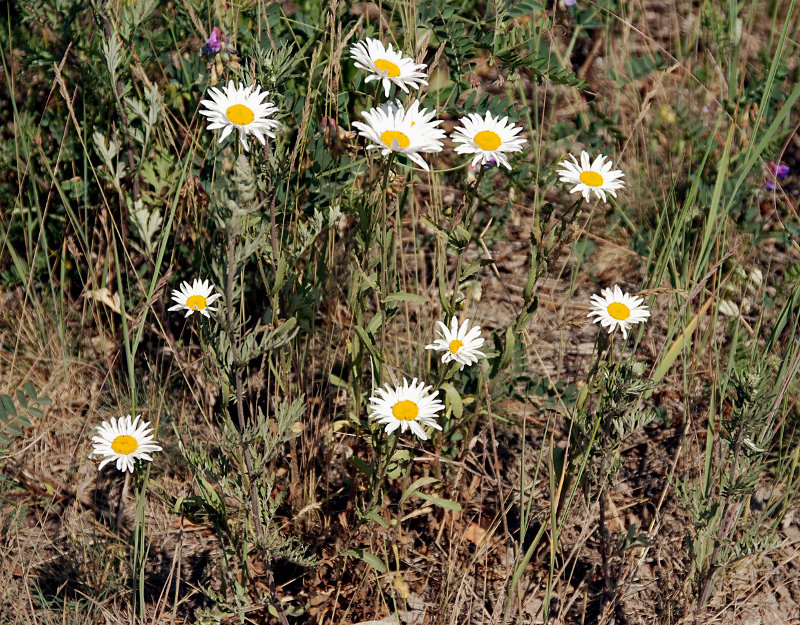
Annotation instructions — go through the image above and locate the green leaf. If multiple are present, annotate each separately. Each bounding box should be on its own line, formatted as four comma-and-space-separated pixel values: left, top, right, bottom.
349, 455, 373, 478
196, 475, 225, 512
16, 389, 28, 409
383, 292, 428, 305
342, 548, 387, 573
440, 382, 463, 419
327, 373, 349, 388
1, 395, 16, 418
353, 325, 381, 361
460, 258, 495, 281
27, 408, 43, 420
409, 491, 462, 511
363, 509, 390, 528
400, 477, 439, 507
23, 382, 37, 399
365, 311, 383, 335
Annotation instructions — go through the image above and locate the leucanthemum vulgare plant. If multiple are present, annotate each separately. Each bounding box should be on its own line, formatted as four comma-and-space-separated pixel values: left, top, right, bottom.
557, 357, 662, 616
174, 152, 310, 623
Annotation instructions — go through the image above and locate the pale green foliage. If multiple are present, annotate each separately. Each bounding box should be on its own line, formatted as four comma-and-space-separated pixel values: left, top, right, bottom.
182, 398, 311, 564
571, 358, 659, 493
128, 199, 162, 258
0, 383, 52, 449
673, 360, 794, 603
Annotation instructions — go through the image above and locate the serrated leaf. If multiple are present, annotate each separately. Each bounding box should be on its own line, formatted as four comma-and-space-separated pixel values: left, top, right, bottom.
342, 548, 387, 573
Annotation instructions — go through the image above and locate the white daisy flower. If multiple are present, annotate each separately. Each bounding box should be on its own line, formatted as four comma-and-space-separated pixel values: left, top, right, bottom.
352, 99, 445, 171
91, 414, 162, 473
168, 278, 222, 318
425, 317, 486, 370
450, 111, 527, 170
587, 285, 650, 339
556, 150, 625, 203
350, 38, 428, 98
368, 377, 444, 440
199, 80, 279, 151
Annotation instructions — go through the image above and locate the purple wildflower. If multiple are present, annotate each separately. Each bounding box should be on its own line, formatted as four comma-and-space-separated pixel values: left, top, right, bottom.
766, 161, 789, 190
202, 27, 226, 56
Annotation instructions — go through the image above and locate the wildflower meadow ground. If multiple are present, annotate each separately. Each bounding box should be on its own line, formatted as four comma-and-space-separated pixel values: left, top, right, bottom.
2, 1, 800, 624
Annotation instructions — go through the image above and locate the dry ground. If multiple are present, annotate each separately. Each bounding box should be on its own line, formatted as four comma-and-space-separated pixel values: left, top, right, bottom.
2, 1, 800, 624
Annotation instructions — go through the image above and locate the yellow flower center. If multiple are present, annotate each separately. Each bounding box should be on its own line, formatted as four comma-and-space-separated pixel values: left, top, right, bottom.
111, 434, 139, 455
392, 399, 419, 421
449, 339, 464, 354
381, 130, 410, 149
186, 294, 208, 310
579, 171, 604, 187
473, 130, 502, 151
373, 58, 401, 77
226, 104, 255, 126
607, 302, 631, 320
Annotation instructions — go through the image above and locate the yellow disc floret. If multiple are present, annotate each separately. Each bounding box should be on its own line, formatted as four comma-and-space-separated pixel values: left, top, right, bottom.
579, 171, 604, 187
373, 59, 401, 77
448, 340, 464, 354
111, 434, 139, 455
473, 130, 502, 151
226, 104, 255, 126
392, 399, 419, 421
381, 130, 410, 149
607, 302, 631, 320
186, 295, 208, 311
